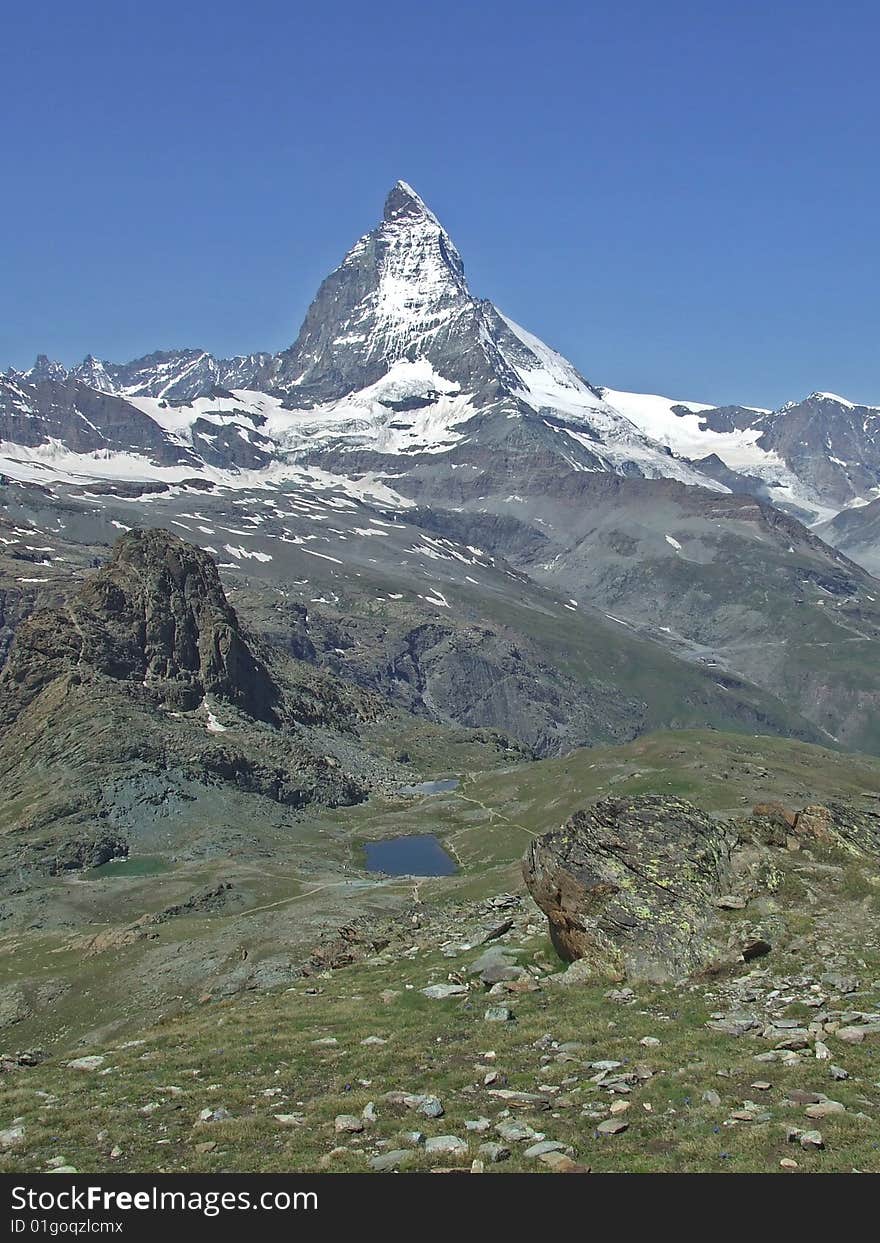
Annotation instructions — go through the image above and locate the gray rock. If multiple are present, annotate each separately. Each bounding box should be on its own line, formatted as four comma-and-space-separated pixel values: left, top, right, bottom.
707, 1012, 761, 1037
786, 1090, 826, 1105
478, 1142, 510, 1163
403, 1094, 443, 1119
553, 959, 600, 987
820, 972, 858, 994
421, 983, 469, 1000
424, 1135, 467, 1156
368, 1149, 413, 1172
597, 1118, 629, 1136
197, 1107, 231, 1124
467, 946, 521, 976
67, 1055, 106, 1072
774, 1031, 810, 1050
334, 1114, 364, 1134
496, 1120, 541, 1143
484, 1006, 513, 1022
476, 919, 515, 944
524, 1140, 568, 1158
837, 1023, 880, 1043
523, 796, 740, 980
480, 963, 526, 986
804, 1100, 845, 1119
0, 1125, 24, 1149
715, 895, 747, 909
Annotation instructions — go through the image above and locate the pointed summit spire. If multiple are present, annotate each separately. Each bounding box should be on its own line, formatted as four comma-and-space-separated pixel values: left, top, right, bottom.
28, 354, 68, 383
383, 180, 438, 224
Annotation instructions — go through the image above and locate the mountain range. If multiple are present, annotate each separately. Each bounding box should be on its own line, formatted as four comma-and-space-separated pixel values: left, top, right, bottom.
2, 180, 879, 764
3, 181, 879, 528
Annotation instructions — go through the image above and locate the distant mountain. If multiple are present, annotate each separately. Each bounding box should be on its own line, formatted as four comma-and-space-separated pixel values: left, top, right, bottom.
602, 389, 880, 524
817, 495, 880, 576
4, 182, 878, 531
2, 181, 880, 760
0, 182, 730, 488
17, 349, 273, 404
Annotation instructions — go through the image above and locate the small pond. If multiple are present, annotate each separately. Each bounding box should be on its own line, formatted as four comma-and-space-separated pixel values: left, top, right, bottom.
364, 834, 458, 877
398, 778, 460, 796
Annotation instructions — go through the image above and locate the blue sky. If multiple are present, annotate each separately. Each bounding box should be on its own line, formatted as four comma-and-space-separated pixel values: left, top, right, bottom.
2, 0, 878, 407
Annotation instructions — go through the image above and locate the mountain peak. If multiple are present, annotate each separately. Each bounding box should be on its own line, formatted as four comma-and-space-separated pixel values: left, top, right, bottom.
383, 179, 438, 224
27, 354, 68, 383
806, 391, 856, 408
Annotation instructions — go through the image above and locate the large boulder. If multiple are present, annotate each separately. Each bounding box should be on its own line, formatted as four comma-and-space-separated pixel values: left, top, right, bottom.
522, 796, 739, 982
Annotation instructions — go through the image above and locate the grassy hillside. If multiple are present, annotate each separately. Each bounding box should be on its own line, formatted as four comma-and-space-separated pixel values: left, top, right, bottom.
2, 730, 880, 1174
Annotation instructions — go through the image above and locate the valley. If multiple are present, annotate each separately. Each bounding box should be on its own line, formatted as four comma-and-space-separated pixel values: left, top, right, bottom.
2, 730, 880, 1174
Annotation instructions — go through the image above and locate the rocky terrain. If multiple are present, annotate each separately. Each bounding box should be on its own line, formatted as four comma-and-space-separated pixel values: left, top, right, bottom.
2, 180, 880, 1176
0, 481, 825, 756
1, 785, 879, 1174
0, 527, 405, 892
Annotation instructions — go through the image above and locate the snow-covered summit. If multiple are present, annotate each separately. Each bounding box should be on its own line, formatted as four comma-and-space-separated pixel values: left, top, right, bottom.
383, 179, 442, 225
269, 181, 474, 403
4, 182, 878, 517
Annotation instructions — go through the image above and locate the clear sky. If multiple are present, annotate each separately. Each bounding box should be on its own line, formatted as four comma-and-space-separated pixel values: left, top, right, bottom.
2, 0, 878, 408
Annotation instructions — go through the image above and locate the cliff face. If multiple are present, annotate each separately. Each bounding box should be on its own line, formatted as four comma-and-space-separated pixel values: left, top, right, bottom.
0, 528, 281, 723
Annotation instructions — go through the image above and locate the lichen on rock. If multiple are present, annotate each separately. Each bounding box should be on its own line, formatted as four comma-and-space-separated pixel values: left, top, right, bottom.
522, 795, 740, 982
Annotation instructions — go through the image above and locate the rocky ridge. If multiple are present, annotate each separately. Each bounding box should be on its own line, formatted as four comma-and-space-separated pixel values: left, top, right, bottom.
0, 529, 410, 885
0, 528, 281, 723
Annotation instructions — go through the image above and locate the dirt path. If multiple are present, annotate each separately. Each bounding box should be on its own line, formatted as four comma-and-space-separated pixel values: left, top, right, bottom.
449, 791, 540, 839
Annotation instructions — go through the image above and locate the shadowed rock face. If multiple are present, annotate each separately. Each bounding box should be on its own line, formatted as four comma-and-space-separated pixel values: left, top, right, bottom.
818, 495, 880, 576
0, 528, 281, 722
522, 796, 739, 982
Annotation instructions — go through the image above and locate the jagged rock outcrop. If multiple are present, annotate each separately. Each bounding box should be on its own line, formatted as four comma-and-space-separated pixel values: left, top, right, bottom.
0, 528, 281, 723
522, 796, 740, 982
750, 800, 880, 855
0, 530, 380, 885
525, 795, 880, 984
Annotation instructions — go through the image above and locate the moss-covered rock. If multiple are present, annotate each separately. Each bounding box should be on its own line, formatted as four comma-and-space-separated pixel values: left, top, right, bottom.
523, 795, 739, 982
